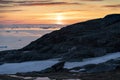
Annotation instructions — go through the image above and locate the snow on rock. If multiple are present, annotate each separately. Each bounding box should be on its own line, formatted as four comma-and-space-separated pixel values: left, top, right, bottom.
64, 52, 120, 69
34, 77, 50, 80
9, 75, 33, 79
0, 52, 120, 74
9, 75, 50, 80
0, 60, 58, 74
70, 69, 86, 73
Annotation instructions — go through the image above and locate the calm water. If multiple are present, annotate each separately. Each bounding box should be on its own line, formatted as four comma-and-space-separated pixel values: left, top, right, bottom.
0, 24, 64, 51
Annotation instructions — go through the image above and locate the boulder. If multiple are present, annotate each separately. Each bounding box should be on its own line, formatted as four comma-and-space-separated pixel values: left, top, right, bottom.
40, 61, 66, 73
51, 61, 65, 72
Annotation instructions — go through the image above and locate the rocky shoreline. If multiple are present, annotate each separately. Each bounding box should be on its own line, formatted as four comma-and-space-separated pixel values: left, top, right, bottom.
0, 69, 120, 80
0, 56, 120, 80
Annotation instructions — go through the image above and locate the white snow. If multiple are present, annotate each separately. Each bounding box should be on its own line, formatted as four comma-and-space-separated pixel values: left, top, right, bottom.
34, 77, 50, 80
64, 52, 120, 69
9, 75, 33, 79
0, 60, 58, 74
0, 52, 120, 74
9, 75, 51, 80
70, 69, 86, 73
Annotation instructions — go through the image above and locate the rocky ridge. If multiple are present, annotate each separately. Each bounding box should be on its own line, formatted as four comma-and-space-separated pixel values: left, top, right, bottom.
0, 14, 120, 63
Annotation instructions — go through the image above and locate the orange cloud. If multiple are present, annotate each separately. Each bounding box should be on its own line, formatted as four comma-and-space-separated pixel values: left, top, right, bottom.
104, 4, 120, 8
0, 10, 22, 13
19, 2, 80, 6
0, 0, 81, 8
80, 0, 103, 1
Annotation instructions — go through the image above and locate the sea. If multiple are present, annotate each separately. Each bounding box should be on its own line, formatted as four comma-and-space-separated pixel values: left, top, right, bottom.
0, 24, 65, 51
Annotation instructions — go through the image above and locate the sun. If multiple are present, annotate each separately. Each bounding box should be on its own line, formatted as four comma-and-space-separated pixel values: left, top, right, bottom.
57, 15, 63, 21
56, 14, 63, 24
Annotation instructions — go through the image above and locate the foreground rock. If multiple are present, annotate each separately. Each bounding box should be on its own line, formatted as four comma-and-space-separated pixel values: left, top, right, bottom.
40, 61, 67, 73
0, 75, 24, 80
0, 70, 120, 80
0, 14, 120, 63
3, 67, 119, 80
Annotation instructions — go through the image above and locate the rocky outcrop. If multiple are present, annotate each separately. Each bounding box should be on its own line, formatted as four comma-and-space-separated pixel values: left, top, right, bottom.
0, 14, 120, 63
40, 61, 67, 73
103, 14, 120, 26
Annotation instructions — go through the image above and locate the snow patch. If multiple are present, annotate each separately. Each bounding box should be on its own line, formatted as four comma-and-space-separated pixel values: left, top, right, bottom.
9, 75, 33, 79
64, 52, 120, 69
0, 60, 58, 74
70, 69, 86, 73
0, 52, 120, 74
34, 77, 50, 80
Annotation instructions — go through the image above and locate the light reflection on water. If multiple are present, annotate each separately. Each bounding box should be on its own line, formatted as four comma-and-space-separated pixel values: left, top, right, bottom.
0, 24, 66, 51
0, 27, 60, 30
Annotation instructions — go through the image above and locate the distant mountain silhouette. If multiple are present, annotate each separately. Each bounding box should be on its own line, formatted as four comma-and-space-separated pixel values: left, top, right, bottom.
0, 14, 120, 63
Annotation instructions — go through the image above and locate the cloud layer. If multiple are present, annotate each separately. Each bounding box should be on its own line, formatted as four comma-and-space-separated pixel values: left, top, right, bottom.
0, 0, 81, 13
80, 0, 103, 1
0, 10, 22, 13
104, 4, 120, 8
20, 2, 80, 6
0, 0, 81, 8
0, 0, 120, 24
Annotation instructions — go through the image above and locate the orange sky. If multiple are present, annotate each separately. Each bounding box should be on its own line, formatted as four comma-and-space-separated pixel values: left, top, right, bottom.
0, 0, 120, 24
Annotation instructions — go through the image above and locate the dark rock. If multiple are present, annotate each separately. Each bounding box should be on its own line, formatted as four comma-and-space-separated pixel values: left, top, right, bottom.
40, 61, 66, 73
80, 57, 120, 73
103, 14, 120, 26
81, 64, 97, 70
51, 61, 65, 72
70, 57, 120, 73
0, 62, 3, 65
106, 57, 120, 65
70, 64, 97, 72
86, 64, 118, 73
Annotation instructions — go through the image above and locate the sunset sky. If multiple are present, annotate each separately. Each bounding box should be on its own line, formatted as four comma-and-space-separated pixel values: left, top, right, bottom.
0, 0, 120, 24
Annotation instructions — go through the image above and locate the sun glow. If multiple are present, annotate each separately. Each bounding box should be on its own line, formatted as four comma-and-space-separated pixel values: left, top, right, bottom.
56, 14, 64, 24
